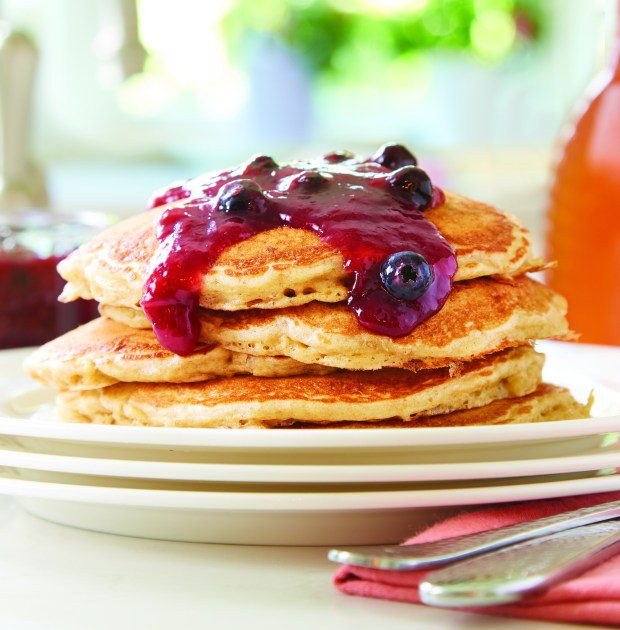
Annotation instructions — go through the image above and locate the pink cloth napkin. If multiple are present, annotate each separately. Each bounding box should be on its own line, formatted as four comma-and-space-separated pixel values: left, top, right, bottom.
335, 491, 620, 627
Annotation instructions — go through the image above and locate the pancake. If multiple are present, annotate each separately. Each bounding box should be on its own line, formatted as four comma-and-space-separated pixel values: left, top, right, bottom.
56, 345, 543, 428
293, 385, 592, 428
58, 192, 540, 312
102, 276, 568, 371
25, 317, 333, 391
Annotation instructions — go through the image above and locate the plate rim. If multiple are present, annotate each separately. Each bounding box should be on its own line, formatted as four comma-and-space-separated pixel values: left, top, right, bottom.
0, 444, 618, 483
0, 412, 618, 449
2, 470, 620, 510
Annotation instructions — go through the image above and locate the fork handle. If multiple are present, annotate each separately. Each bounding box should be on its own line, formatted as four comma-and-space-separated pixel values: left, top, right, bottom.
329, 499, 620, 570
420, 520, 620, 607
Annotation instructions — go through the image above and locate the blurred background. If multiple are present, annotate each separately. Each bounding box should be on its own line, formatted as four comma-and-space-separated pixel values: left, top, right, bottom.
0, 0, 613, 230
0, 0, 619, 346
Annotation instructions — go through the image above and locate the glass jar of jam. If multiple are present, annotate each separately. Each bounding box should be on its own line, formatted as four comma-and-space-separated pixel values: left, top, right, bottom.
0, 211, 110, 349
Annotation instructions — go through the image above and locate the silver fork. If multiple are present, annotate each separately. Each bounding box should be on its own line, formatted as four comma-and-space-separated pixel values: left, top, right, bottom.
328, 499, 620, 570
420, 519, 620, 607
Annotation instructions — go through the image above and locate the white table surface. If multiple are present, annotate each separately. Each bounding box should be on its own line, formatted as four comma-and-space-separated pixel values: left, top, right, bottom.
0, 496, 599, 630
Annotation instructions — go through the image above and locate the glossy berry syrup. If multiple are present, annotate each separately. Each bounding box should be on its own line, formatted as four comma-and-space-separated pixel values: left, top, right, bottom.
143, 145, 457, 355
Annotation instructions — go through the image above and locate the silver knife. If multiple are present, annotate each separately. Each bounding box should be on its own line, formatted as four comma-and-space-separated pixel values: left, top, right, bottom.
420, 519, 620, 607
328, 499, 620, 570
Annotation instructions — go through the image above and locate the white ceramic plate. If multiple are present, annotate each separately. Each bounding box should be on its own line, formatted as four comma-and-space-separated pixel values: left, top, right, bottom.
2, 343, 620, 456
3, 467, 619, 545
0, 439, 618, 483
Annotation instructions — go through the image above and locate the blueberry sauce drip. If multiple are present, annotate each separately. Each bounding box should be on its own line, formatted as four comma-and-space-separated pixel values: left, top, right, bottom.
143, 147, 457, 355
148, 182, 192, 209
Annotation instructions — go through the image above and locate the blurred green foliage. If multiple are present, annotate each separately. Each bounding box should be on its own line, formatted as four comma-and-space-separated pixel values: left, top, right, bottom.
223, 0, 545, 77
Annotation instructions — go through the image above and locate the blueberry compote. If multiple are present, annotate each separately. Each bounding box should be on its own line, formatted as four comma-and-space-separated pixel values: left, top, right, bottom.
143, 144, 457, 355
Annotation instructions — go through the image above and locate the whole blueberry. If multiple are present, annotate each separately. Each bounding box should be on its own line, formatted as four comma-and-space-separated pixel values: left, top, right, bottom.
244, 155, 278, 174
380, 251, 433, 301
387, 166, 433, 211
323, 150, 355, 164
370, 143, 417, 170
289, 171, 329, 192
216, 180, 264, 214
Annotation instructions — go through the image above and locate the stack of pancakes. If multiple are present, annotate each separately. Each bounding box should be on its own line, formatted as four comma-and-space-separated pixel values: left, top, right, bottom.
26, 191, 590, 428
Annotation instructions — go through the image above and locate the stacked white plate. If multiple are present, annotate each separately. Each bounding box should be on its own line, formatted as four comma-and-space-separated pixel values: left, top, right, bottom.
0, 341, 619, 546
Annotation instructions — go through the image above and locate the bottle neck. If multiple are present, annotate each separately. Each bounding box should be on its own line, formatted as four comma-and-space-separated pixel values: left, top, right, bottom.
615, 1, 620, 80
